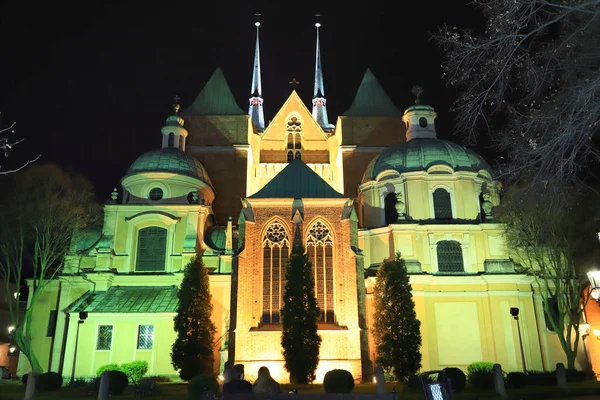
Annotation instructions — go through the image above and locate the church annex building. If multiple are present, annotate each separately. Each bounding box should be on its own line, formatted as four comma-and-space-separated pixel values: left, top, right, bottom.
18, 20, 591, 383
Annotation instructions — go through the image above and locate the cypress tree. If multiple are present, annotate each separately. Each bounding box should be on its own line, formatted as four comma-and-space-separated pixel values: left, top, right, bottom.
373, 252, 422, 381
171, 255, 216, 380
281, 247, 322, 384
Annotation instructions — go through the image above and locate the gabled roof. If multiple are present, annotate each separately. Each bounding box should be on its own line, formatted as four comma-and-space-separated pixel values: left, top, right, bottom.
261, 90, 328, 141
249, 158, 345, 199
69, 286, 179, 313
181, 68, 245, 116
342, 69, 402, 117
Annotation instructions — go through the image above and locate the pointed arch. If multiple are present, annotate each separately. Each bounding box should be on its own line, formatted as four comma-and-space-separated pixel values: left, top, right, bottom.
286, 114, 303, 160
305, 219, 335, 323
262, 219, 290, 324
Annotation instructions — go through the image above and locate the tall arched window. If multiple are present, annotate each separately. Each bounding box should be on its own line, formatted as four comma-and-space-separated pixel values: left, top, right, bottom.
384, 192, 398, 225
168, 133, 175, 148
433, 188, 452, 219
436, 240, 464, 272
287, 116, 302, 160
262, 222, 290, 324
287, 151, 294, 163
306, 221, 334, 322
136, 227, 167, 271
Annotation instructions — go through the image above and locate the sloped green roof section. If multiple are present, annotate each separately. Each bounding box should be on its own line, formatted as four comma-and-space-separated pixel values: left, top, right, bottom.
125, 147, 213, 186
70, 286, 178, 313
342, 69, 402, 117
362, 138, 491, 183
180, 68, 245, 116
249, 158, 345, 199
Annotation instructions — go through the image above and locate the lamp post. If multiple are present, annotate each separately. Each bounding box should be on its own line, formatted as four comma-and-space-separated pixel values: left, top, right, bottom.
510, 307, 527, 372
70, 312, 87, 383
587, 271, 600, 301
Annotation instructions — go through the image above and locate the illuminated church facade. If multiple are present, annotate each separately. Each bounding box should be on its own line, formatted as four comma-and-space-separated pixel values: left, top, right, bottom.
19, 21, 585, 382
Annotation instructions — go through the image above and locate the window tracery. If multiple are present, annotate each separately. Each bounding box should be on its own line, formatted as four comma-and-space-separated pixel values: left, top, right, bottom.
286, 116, 302, 161
436, 240, 464, 272
433, 188, 452, 219
262, 222, 290, 324
306, 220, 334, 322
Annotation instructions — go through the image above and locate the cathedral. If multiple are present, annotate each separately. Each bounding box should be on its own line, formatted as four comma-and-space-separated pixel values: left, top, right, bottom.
18, 20, 584, 383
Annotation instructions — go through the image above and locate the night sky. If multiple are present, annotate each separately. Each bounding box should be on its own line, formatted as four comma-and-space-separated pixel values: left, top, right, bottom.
1, 1, 485, 201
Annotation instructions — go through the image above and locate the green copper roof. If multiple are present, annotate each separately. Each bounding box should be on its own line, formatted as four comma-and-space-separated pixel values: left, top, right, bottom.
250, 158, 345, 199
180, 67, 245, 116
342, 69, 402, 117
362, 138, 491, 182
125, 147, 213, 186
70, 286, 179, 313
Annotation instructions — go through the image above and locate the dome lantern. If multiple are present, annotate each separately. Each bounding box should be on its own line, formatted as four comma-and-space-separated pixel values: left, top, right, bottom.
161, 95, 189, 150
402, 86, 437, 141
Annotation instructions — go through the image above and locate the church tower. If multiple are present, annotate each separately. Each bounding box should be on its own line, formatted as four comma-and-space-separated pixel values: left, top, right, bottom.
312, 15, 334, 132
248, 14, 265, 132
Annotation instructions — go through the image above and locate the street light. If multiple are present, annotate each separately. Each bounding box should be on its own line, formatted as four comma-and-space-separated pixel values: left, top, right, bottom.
7, 326, 15, 334
587, 270, 600, 300
510, 307, 527, 373
70, 311, 87, 383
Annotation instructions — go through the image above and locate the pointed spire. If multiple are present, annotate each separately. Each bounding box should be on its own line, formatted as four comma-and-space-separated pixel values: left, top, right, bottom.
249, 13, 265, 132
311, 14, 334, 132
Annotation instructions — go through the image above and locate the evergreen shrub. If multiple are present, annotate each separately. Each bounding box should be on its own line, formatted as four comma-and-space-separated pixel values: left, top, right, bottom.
466, 362, 495, 390
506, 372, 528, 388
524, 370, 554, 385
188, 375, 219, 398
323, 369, 354, 393
96, 363, 121, 376
440, 367, 466, 392
37, 372, 63, 392
121, 360, 148, 383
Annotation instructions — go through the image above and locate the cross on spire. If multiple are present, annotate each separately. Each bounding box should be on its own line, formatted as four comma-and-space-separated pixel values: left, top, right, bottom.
411, 85, 424, 105
289, 78, 300, 90
173, 95, 181, 114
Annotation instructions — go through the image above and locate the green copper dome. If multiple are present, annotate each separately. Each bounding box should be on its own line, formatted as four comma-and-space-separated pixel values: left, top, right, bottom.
126, 147, 213, 186
362, 138, 490, 183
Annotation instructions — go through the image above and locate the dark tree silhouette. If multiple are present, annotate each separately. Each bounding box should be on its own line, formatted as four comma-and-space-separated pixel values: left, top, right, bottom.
373, 253, 422, 380
171, 255, 216, 380
281, 246, 321, 384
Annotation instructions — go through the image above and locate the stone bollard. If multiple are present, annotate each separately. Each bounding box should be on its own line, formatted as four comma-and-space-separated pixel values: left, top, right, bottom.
492, 364, 507, 400
24, 372, 36, 400
556, 363, 569, 393
375, 365, 385, 394
97, 371, 110, 400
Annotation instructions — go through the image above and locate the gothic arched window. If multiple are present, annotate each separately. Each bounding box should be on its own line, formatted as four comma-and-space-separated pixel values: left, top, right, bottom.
287, 151, 294, 163
433, 188, 452, 220
436, 240, 464, 272
262, 222, 290, 324
136, 227, 167, 272
287, 116, 302, 159
306, 220, 334, 322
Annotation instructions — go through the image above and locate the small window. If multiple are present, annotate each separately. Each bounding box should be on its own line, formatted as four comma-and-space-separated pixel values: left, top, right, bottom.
97, 325, 113, 350
287, 133, 294, 149
437, 240, 464, 272
137, 325, 154, 349
433, 188, 452, 220
46, 310, 58, 337
168, 132, 175, 147
543, 295, 559, 332
295, 151, 301, 160
287, 151, 294, 163
419, 117, 428, 128
294, 134, 301, 149
149, 188, 163, 201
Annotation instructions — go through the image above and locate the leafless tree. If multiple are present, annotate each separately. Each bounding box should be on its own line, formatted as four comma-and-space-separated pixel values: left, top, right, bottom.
1, 115, 40, 175
0, 164, 99, 373
495, 184, 600, 370
437, 0, 600, 191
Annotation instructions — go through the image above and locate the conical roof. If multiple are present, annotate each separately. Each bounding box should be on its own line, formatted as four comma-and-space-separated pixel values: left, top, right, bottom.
249, 158, 345, 198
342, 69, 402, 117
180, 68, 245, 116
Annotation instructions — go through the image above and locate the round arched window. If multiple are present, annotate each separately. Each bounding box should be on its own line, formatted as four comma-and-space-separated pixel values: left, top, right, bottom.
149, 188, 163, 201
419, 117, 428, 128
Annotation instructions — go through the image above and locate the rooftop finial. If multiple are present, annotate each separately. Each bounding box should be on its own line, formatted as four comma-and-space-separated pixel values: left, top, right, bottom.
173, 94, 181, 114
289, 77, 300, 90
411, 85, 423, 105
315, 13, 321, 28
249, 14, 265, 131
312, 14, 334, 132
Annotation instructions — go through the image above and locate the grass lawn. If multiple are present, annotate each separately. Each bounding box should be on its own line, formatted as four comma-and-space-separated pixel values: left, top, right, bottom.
0, 380, 599, 400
